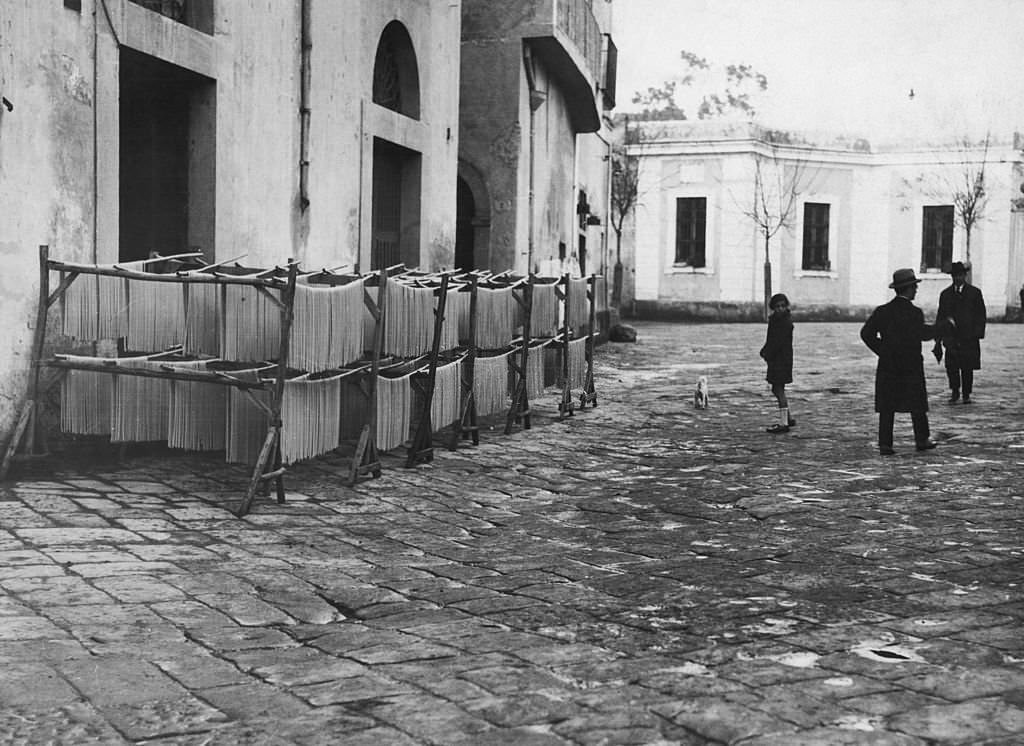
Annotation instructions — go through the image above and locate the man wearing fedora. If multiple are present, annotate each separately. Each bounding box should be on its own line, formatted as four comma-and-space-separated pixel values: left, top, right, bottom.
936, 261, 986, 404
861, 268, 951, 455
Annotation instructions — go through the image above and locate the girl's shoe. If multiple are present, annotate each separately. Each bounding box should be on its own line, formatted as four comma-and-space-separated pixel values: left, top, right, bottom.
766, 424, 790, 434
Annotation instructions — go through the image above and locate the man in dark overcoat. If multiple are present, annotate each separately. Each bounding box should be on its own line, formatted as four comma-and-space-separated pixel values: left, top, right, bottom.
860, 268, 947, 456
936, 261, 986, 404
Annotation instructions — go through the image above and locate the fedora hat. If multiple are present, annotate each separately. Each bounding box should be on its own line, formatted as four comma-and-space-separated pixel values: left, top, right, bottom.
948, 261, 967, 275
889, 268, 922, 289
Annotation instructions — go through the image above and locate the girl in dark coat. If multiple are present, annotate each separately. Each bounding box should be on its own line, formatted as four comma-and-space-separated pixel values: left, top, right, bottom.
759, 293, 795, 434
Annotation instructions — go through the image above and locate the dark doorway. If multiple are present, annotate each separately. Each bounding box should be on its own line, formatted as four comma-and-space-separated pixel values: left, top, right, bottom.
371, 139, 421, 270
455, 177, 475, 271
119, 48, 215, 262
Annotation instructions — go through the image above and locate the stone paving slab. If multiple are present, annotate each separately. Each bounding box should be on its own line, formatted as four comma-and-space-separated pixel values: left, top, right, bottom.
1, 321, 1024, 744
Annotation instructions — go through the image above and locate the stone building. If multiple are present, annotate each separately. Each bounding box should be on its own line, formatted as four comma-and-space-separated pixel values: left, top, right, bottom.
0, 0, 618, 439
0, 1, 464, 433
626, 120, 1024, 320
457, 0, 617, 278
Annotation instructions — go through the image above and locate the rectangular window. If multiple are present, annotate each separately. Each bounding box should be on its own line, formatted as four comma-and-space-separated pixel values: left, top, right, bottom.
801, 202, 830, 270
674, 197, 706, 267
921, 205, 954, 271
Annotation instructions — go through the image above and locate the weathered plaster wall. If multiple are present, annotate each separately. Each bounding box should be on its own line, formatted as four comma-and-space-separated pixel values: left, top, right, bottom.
459, 38, 523, 272
0, 2, 96, 431
0, 0, 462, 439
310, 0, 460, 271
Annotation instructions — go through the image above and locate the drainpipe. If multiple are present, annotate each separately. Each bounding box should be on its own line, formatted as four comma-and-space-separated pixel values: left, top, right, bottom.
299, 0, 312, 212
523, 44, 546, 274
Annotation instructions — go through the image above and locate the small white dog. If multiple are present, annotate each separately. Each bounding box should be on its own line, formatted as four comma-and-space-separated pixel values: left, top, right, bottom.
694, 375, 709, 409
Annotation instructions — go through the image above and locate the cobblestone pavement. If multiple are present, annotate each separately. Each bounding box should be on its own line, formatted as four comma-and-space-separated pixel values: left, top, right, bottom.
2, 321, 1024, 745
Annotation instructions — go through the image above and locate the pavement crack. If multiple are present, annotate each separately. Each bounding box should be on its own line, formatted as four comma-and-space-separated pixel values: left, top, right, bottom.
315, 592, 362, 620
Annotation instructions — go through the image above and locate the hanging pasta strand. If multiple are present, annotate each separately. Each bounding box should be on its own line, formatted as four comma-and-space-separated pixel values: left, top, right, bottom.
184, 282, 220, 356
429, 359, 462, 431
225, 368, 271, 464
289, 282, 331, 372
59, 355, 113, 435
438, 289, 463, 352
126, 280, 186, 351
330, 278, 366, 367
474, 286, 516, 350
473, 351, 512, 416
62, 270, 136, 341
593, 275, 608, 312
222, 284, 281, 362
166, 360, 226, 451
290, 277, 366, 372
530, 281, 559, 337
567, 276, 590, 333
375, 373, 412, 451
383, 281, 434, 357
62, 273, 99, 341
110, 355, 171, 443
567, 337, 587, 389
280, 372, 343, 464
526, 342, 547, 399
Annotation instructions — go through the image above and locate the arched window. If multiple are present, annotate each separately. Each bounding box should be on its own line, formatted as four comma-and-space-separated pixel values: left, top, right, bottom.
372, 21, 420, 120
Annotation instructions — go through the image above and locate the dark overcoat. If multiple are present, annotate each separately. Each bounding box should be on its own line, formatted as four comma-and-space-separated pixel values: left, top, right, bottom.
937, 282, 986, 370
760, 312, 793, 384
860, 296, 939, 413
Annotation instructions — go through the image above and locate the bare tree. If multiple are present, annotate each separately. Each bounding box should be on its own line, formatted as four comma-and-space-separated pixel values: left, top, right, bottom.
950, 133, 990, 267
738, 144, 813, 319
609, 121, 640, 306
901, 132, 992, 274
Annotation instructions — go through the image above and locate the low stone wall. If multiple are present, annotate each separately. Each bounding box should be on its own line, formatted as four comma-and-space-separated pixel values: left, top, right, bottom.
628, 300, 1024, 323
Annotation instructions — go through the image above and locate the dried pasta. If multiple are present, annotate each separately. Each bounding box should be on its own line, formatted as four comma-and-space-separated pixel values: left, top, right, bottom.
225, 370, 272, 465
110, 355, 170, 443
280, 371, 344, 464
529, 281, 559, 338
126, 280, 186, 351
429, 359, 462, 431
473, 351, 511, 416
474, 286, 516, 350
166, 360, 227, 451
222, 284, 282, 362
375, 374, 412, 451
289, 278, 366, 372
59, 356, 113, 435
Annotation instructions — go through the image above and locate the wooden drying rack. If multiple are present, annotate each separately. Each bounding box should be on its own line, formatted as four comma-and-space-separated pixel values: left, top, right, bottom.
1, 249, 600, 517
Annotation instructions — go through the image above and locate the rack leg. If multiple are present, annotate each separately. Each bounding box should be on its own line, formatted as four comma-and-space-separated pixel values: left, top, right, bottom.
349, 424, 382, 486
273, 443, 286, 504
504, 381, 531, 434
237, 428, 279, 517
558, 381, 574, 417
0, 401, 34, 481
450, 392, 479, 449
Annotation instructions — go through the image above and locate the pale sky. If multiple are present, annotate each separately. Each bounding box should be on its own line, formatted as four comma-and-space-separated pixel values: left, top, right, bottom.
612, 0, 1024, 141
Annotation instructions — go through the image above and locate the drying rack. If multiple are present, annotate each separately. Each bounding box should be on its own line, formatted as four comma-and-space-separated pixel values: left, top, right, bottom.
449, 274, 480, 449
1, 248, 603, 517
2, 245, 298, 517
554, 273, 599, 416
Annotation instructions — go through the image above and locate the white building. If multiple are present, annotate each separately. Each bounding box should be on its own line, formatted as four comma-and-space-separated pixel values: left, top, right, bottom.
626, 120, 1024, 320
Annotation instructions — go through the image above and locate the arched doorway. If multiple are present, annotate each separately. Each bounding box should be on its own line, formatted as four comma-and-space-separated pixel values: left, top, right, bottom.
455, 160, 491, 271
455, 177, 475, 271
370, 21, 422, 269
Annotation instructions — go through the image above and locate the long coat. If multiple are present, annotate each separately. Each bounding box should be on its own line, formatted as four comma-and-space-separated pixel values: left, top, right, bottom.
860, 296, 939, 413
937, 282, 986, 370
760, 312, 793, 385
